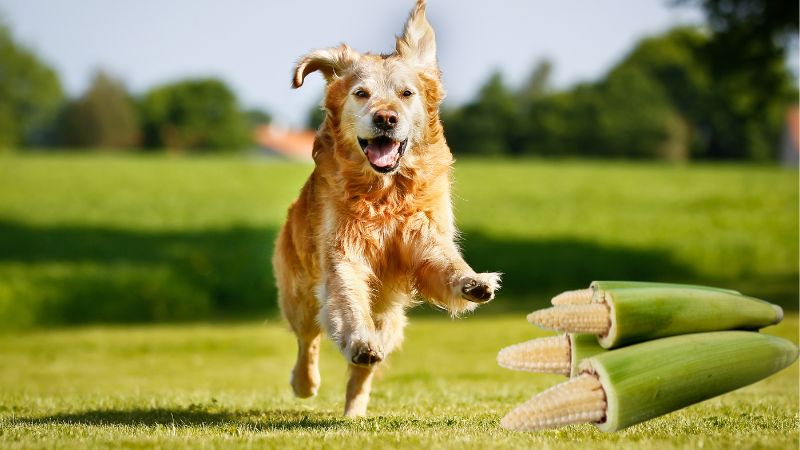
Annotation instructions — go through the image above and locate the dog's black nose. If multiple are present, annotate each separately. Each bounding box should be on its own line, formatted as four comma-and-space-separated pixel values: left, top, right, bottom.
373, 110, 398, 129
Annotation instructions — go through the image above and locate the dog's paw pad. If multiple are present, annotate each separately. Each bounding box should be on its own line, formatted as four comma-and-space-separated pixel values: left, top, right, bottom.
460, 273, 501, 303
351, 346, 383, 366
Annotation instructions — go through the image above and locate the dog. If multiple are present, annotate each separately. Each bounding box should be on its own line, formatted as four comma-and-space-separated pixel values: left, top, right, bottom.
273, 0, 501, 417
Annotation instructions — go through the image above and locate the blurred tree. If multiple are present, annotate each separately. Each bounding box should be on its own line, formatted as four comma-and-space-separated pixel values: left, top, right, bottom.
672, 0, 798, 159
140, 78, 250, 152
443, 71, 520, 155
307, 102, 326, 130
60, 71, 140, 149
0, 21, 63, 148
245, 108, 272, 128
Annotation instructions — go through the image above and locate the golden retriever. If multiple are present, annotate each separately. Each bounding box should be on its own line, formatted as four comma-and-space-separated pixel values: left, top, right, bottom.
273, 0, 501, 417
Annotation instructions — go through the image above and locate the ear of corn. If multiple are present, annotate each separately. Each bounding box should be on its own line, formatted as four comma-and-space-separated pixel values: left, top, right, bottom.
496, 333, 605, 377
500, 331, 799, 432
551, 288, 594, 305
551, 281, 741, 306
589, 280, 740, 296
527, 304, 609, 334
585, 331, 798, 432
500, 373, 606, 431
598, 287, 782, 348
497, 334, 571, 376
530, 286, 783, 349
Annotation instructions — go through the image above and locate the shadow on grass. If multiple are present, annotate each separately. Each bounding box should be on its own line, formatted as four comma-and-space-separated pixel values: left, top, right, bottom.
0, 220, 279, 326
0, 219, 795, 327
457, 229, 798, 312
12, 407, 355, 431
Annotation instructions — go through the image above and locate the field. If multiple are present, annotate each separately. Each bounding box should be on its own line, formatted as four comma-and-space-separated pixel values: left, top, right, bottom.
0, 155, 796, 326
0, 154, 797, 448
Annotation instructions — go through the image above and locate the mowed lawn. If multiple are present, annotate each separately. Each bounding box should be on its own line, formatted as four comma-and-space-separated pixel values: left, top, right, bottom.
0, 317, 797, 449
0, 154, 797, 448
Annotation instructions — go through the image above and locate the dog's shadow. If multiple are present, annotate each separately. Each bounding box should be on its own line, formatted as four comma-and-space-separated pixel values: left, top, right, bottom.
12, 407, 351, 431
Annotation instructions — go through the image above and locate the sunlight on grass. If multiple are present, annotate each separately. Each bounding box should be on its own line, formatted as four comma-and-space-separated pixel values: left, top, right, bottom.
0, 315, 796, 449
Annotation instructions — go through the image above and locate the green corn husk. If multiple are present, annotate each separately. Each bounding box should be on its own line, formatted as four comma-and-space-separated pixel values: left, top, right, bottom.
590, 280, 741, 295
597, 287, 782, 348
532, 286, 783, 349
585, 331, 798, 432
568, 334, 605, 376
500, 331, 799, 432
551, 281, 741, 306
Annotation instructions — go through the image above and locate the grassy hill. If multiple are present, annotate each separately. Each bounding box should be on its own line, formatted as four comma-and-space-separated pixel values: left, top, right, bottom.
0, 154, 796, 327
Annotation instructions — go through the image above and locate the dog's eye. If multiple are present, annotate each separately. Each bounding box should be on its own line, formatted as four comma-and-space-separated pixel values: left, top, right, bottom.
402, 89, 414, 97
353, 89, 369, 99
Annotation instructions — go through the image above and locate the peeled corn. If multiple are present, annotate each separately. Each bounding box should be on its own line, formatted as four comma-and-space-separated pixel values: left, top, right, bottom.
497, 333, 605, 377
500, 331, 799, 432
530, 286, 783, 348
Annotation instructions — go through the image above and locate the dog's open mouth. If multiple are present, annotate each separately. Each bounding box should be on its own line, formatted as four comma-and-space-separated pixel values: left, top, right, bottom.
358, 137, 407, 173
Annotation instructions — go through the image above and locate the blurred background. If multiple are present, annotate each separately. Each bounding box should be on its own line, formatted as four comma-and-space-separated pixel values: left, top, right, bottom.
0, 0, 797, 329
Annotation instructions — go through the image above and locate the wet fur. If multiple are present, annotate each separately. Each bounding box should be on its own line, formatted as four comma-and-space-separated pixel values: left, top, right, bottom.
273, 0, 500, 417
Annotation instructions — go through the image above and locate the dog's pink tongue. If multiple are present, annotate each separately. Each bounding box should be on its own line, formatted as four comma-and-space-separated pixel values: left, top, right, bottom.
365, 140, 400, 167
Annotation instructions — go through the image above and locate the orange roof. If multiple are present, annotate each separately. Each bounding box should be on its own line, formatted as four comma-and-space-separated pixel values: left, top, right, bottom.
787, 106, 799, 153
253, 125, 315, 160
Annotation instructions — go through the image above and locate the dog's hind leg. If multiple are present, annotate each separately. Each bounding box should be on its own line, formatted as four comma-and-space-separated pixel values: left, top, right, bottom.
281, 286, 321, 398
344, 364, 376, 417
274, 227, 322, 399
291, 326, 322, 398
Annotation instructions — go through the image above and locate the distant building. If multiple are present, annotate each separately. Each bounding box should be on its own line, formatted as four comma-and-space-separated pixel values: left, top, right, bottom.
780, 106, 799, 166
253, 125, 315, 161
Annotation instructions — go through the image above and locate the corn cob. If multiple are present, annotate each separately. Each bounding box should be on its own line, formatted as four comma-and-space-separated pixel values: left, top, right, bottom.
551, 281, 740, 306
527, 304, 609, 334
497, 334, 605, 377
500, 331, 798, 432
500, 373, 606, 431
551, 288, 594, 305
530, 286, 783, 348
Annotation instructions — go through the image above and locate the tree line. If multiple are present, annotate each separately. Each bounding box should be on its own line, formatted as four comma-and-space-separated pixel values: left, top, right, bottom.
442, 24, 797, 161
0, 22, 270, 153
2, 0, 797, 159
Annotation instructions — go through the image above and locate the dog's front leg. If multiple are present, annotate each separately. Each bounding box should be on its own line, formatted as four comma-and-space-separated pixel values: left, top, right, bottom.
319, 253, 383, 416
412, 234, 501, 314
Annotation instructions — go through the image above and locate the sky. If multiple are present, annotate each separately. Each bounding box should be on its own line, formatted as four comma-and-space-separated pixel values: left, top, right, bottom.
0, 0, 706, 127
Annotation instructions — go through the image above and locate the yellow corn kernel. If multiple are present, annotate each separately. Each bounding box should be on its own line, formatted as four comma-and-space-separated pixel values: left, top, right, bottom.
500, 373, 606, 431
497, 335, 571, 376
527, 304, 610, 334
551, 288, 594, 305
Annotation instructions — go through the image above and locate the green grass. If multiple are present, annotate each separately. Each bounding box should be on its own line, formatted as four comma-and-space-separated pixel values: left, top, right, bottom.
0, 154, 796, 327
1, 316, 797, 449
0, 154, 797, 448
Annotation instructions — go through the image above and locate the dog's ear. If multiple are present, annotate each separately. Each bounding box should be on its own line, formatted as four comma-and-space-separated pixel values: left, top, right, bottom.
292, 44, 360, 88
396, 0, 437, 71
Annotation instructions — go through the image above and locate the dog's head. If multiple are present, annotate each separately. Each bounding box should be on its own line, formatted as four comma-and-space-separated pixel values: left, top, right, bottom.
292, 0, 444, 175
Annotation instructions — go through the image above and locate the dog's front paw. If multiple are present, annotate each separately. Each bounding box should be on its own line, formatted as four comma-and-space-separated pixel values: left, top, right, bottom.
460, 272, 502, 303
347, 340, 384, 367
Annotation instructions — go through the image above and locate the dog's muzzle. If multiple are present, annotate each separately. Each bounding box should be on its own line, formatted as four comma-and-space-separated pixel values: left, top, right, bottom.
357, 136, 408, 174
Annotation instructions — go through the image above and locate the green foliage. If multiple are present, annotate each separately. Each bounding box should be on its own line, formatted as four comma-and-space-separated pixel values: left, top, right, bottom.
59, 71, 140, 149
0, 22, 63, 148
140, 79, 250, 152
245, 108, 272, 128
307, 100, 326, 130
0, 155, 796, 328
445, 23, 796, 160
443, 71, 521, 155
0, 316, 796, 448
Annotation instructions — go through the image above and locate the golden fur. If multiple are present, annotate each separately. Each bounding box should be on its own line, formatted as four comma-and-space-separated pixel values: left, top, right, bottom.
273, 0, 501, 417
